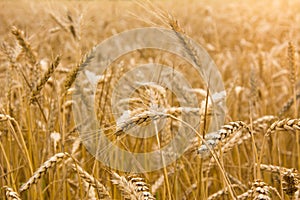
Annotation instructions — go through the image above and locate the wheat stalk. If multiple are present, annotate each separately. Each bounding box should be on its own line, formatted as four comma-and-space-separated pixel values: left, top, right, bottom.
207, 184, 240, 200
226, 173, 248, 190
151, 174, 165, 194
0, 113, 34, 173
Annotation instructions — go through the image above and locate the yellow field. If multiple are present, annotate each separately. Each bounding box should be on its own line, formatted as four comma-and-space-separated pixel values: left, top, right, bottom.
0, 0, 299, 199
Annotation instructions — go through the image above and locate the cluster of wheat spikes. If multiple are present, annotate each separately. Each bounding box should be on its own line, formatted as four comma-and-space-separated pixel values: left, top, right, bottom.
1, 0, 300, 199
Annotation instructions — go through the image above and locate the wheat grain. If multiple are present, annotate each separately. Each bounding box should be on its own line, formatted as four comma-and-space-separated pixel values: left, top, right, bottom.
115, 106, 210, 136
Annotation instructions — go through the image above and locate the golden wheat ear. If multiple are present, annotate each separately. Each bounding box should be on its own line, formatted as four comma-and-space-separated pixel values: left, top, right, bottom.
3, 186, 22, 200
19, 152, 69, 193
71, 163, 111, 199
266, 118, 300, 136
30, 56, 60, 104
237, 179, 280, 200
111, 172, 140, 200
111, 172, 156, 200
11, 26, 37, 66
258, 163, 300, 198
198, 121, 250, 156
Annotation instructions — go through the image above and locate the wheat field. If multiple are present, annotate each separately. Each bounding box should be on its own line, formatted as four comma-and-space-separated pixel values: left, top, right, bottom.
0, 0, 300, 199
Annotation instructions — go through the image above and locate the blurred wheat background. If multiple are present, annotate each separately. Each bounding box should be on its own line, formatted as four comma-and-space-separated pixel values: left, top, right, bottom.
0, 0, 300, 199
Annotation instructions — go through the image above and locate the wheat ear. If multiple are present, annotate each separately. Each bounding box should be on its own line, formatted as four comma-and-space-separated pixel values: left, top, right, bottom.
237, 179, 281, 200
71, 163, 111, 199
111, 172, 139, 200
220, 115, 278, 154
127, 176, 156, 200
115, 106, 210, 136
288, 42, 296, 86
111, 172, 156, 200
278, 92, 300, 117
237, 180, 271, 200
266, 118, 300, 136
198, 121, 250, 156
282, 168, 299, 197
30, 55, 60, 103
19, 152, 69, 192
258, 163, 299, 197
3, 186, 22, 200
64, 48, 94, 92
11, 26, 37, 65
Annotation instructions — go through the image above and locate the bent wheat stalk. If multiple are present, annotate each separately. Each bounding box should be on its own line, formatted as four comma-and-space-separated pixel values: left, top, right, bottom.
258, 118, 300, 181
0, 114, 33, 173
